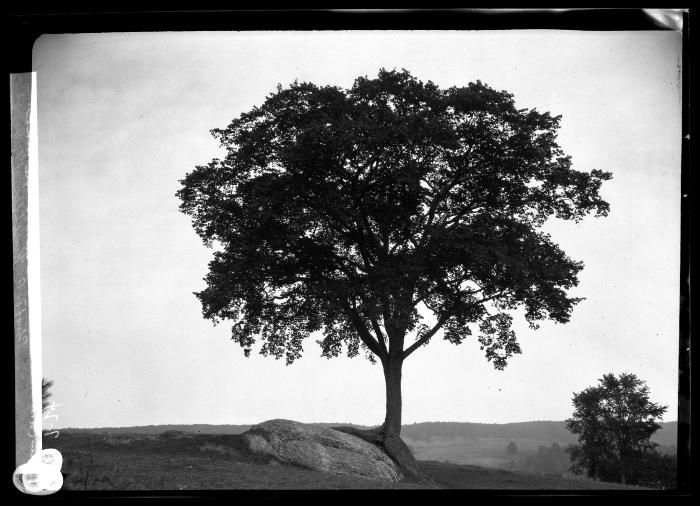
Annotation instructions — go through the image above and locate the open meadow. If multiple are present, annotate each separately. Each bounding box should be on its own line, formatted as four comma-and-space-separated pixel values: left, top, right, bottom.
45, 431, 649, 491
406, 436, 569, 473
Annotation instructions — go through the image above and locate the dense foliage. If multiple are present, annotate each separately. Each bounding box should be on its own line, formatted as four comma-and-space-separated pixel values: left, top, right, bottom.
178, 68, 610, 368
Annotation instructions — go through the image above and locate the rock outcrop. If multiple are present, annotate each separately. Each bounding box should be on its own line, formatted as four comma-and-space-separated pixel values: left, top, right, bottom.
242, 419, 403, 482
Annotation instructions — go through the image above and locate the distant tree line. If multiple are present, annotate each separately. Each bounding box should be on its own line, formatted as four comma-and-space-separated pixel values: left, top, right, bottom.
527, 443, 569, 475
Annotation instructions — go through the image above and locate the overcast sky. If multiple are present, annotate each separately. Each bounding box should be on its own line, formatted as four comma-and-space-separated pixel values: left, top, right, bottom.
34, 30, 682, 429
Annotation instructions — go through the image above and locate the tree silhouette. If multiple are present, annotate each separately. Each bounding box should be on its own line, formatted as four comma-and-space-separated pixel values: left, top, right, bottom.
566, 373, 668, 484
532, 442, 567, 475
549, 441, 567, 475
42, 378, 53, 413
506, 441, 518, 455
177, 68, 611, 477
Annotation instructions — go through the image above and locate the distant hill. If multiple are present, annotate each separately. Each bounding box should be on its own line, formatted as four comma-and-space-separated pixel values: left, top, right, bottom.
61, 424, 254, 435
649, 421, 678, 446
60, 420, 677, 447
401, 421, 576, 444
401, 421, 678, 447
59, 422, 373, 436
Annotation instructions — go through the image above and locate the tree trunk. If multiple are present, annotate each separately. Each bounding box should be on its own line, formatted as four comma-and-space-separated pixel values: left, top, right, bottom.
619, 450, 626, 484
333, 354, 432, 484
382, 356, 403, 438
620, 458, 626, 485
378, 355, 427, 482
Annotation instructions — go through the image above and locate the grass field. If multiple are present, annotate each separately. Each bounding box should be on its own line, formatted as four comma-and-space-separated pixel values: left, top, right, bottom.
42, 431, 648, 491
406, 436, 570, 473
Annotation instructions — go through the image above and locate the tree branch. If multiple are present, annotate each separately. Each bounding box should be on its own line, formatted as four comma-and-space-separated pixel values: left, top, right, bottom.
403, 311, 452, 359
418, 157, 483, 249
357, 207, 385, 259
370, 318, 389, 356
355, 291, 389, 357
412, 275, 481, 308
344, 304, 387, 361
403, 292, 507, 359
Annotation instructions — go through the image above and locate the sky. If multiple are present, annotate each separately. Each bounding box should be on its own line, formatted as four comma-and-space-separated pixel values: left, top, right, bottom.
33, 30, 682, 429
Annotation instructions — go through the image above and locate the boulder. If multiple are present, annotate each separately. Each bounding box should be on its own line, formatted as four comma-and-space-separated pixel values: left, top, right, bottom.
242, 419, 403, 482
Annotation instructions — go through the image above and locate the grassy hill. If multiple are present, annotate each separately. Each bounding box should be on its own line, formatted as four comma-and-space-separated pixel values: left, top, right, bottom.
54, 420, 675, 486
44, 431, 650, 491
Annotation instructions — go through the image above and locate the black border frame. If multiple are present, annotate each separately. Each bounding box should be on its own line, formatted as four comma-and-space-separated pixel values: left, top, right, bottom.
6, 7, 692, 500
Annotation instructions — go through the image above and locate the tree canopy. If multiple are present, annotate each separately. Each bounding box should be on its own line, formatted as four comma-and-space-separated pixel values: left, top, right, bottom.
177, 68, 611, 371
565, 372, 669, 485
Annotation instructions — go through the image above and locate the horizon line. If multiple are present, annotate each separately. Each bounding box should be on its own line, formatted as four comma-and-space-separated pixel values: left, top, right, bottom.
47, 418, 678, 431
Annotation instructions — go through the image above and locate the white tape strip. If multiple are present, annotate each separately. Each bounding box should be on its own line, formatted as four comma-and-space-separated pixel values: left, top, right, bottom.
28, 71, 43, 444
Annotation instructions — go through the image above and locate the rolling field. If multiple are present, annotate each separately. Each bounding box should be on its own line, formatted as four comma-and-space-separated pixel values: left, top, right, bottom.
42, 431, 649, 491
406, 436, 569, 472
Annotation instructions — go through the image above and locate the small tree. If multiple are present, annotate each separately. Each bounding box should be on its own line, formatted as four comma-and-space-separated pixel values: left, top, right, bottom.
42, 378, 53, 413
549, 442, 567, 475
506, 441, 518, 455
178, 68, 611, 477
566, 373, 667, 484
